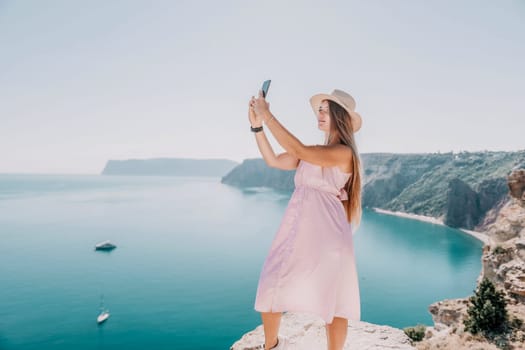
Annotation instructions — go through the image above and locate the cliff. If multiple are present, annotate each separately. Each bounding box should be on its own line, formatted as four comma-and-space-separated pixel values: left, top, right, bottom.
101, 158, 238, 177
221, 151, 525, 231
220, 158, 295, 191
230, 312, 415, 350
414, 169, 525, 350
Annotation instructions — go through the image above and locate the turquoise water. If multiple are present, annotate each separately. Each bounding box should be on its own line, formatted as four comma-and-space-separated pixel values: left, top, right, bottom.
0, 174, 483, 349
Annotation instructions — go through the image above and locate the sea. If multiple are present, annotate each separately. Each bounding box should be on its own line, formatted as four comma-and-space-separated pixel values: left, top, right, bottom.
0, 174, 483, 349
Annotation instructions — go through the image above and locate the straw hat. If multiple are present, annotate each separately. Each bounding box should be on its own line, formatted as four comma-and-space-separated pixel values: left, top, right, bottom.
309, 89, 362, 133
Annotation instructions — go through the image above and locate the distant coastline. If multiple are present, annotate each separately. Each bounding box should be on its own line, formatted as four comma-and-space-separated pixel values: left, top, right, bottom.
372, 207, 490, 245
101, 158, 238, 177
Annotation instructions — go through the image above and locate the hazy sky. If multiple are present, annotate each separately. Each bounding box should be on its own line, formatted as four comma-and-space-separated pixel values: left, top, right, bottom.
1, 0, 524, 174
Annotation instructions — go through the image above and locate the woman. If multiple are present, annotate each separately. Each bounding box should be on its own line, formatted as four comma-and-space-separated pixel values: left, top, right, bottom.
247, 89, 363, 350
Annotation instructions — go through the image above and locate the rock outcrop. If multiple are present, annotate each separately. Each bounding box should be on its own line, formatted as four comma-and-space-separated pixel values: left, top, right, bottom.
508, 169, 525, 206
230, 312, 415, 350
481, 170, 525, 304
415, 169, 525, 349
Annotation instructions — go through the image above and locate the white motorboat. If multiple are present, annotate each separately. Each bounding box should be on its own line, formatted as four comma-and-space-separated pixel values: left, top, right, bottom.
97, 294, 110, 324
97, 311, 110, 324
94, 240, 116, 251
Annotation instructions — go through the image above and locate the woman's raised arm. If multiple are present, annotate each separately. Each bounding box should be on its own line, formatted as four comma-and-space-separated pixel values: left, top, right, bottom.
248, 100, 299, 170
251, 91, 352, 168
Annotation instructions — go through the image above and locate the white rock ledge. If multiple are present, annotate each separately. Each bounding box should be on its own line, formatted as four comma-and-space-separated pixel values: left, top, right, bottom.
230, 312, 416, 350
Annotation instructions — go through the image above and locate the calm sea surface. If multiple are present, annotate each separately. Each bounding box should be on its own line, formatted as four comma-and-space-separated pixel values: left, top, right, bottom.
0, 174, 483, 349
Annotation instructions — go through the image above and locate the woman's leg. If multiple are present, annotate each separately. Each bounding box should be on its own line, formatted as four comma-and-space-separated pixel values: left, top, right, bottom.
261, 311, 282, 350
325, 317, 348, 350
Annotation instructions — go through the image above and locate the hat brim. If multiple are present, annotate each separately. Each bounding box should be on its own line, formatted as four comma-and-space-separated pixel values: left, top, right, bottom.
309, 93, 362, 133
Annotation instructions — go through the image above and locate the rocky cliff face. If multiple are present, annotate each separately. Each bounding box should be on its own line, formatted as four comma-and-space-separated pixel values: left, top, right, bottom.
445, 177, 509, 230
481, 169, 525, 304
508, 169, 525, 205
445, 178, 482, 229
416, 169, 525, 350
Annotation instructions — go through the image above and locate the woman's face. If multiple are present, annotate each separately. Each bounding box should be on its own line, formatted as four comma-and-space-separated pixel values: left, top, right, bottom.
317, 100, 331, 132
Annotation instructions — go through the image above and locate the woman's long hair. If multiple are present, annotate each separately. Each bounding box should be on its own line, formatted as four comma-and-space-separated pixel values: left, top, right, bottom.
325, 100, 362, 230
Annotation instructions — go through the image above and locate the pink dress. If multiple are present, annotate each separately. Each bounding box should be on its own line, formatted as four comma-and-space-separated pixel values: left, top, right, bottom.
254, 159, 361, 324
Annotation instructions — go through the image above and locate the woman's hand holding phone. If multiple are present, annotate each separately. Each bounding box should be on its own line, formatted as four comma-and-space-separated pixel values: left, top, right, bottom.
251, 90, 270, 118
248, 99, 263, 128
248, 79, 271, 127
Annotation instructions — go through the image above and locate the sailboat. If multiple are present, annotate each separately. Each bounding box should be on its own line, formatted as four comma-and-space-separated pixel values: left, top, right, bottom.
97, 294, 110, 324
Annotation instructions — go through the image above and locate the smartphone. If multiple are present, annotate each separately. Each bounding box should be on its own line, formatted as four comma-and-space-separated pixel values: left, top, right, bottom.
261, 79, 271, 98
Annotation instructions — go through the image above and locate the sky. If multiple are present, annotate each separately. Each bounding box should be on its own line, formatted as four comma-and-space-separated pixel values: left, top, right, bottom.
0, 0, 524, 174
